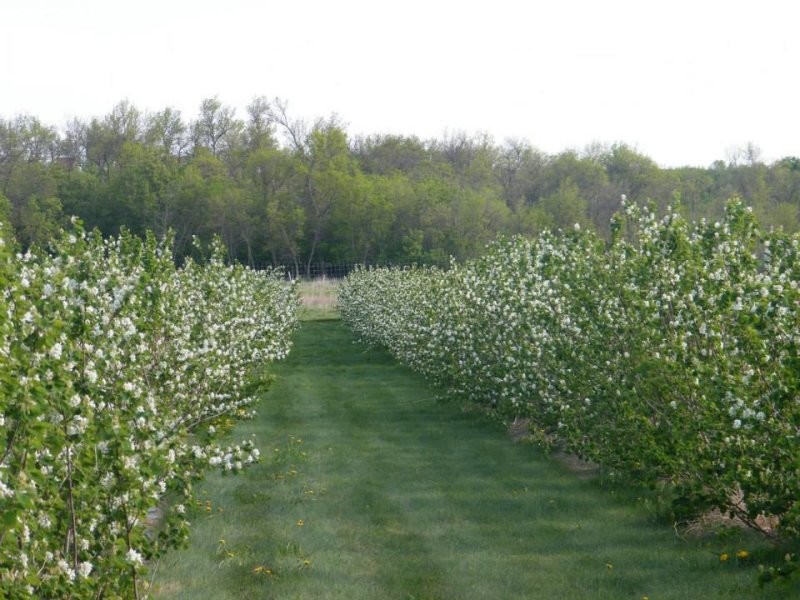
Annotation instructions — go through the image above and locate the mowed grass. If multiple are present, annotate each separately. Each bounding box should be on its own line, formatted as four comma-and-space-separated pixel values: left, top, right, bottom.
152, 320, 798, 599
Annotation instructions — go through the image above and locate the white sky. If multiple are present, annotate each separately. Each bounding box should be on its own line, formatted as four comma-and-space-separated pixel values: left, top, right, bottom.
2, 0, 798, 167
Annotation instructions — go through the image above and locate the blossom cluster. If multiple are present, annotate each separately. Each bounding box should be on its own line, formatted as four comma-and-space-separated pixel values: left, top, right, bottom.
339, 200, 800, 540
0, 224, 299, 598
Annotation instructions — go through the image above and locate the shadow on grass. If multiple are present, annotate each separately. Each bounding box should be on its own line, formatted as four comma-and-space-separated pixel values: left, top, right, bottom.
290, 320, 397, 368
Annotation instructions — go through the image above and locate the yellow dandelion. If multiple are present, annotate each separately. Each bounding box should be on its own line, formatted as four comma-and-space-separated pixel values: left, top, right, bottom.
720, 553, 730, 562
736, 549, 749, 559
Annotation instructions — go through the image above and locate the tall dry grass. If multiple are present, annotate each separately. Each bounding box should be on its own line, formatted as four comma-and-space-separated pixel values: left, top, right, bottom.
296, 277, 340, 319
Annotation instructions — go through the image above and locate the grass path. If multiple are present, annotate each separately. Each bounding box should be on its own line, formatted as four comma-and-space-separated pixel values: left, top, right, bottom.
153, 320, 796, 599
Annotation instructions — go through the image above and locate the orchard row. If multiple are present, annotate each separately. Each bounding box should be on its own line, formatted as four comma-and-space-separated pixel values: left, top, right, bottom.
0, 223, 298, 598
339, 200, 800, 541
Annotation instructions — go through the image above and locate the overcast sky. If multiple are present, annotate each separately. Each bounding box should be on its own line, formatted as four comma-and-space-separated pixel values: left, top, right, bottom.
2, 0, 798, 167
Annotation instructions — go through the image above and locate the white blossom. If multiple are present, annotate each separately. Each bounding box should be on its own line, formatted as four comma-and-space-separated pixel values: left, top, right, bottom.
126, 548, 144, 566
0, 479, 13, 499
49, 342, 63, 360
78, 561, 93, 578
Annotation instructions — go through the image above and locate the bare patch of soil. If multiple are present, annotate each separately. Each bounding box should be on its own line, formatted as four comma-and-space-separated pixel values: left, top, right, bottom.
507, 418, 600, 478
550, 449, 600, 478
507, 417, 533, 442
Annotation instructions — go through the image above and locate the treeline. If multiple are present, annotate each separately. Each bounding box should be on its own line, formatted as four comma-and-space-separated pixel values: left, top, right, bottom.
2, 97, 799, 273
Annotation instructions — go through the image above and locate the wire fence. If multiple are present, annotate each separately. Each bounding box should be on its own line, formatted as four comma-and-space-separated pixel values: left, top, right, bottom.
251, 261, 449, 280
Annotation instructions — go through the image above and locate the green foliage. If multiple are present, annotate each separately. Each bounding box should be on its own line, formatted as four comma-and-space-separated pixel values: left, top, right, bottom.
0, 193, 10, 221
4, 102, 800, 269
536, 178, 590, 231
16, 195, 65, 247
339, 200, 800, 543
0, 220, 299, 597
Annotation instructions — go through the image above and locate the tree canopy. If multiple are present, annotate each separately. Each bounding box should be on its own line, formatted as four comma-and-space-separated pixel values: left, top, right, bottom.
2, 98, 798, 274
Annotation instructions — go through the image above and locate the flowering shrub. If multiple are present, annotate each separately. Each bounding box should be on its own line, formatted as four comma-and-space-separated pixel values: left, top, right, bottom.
0, 223, 298, 598
339, 200, 800, 541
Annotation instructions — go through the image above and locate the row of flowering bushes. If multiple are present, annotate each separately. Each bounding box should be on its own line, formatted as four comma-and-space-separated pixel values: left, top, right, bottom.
0, 222, 299, 598
339, 200, 800, 541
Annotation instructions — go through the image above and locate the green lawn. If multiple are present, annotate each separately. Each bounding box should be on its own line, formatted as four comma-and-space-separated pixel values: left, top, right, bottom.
152, 320, 797, 599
